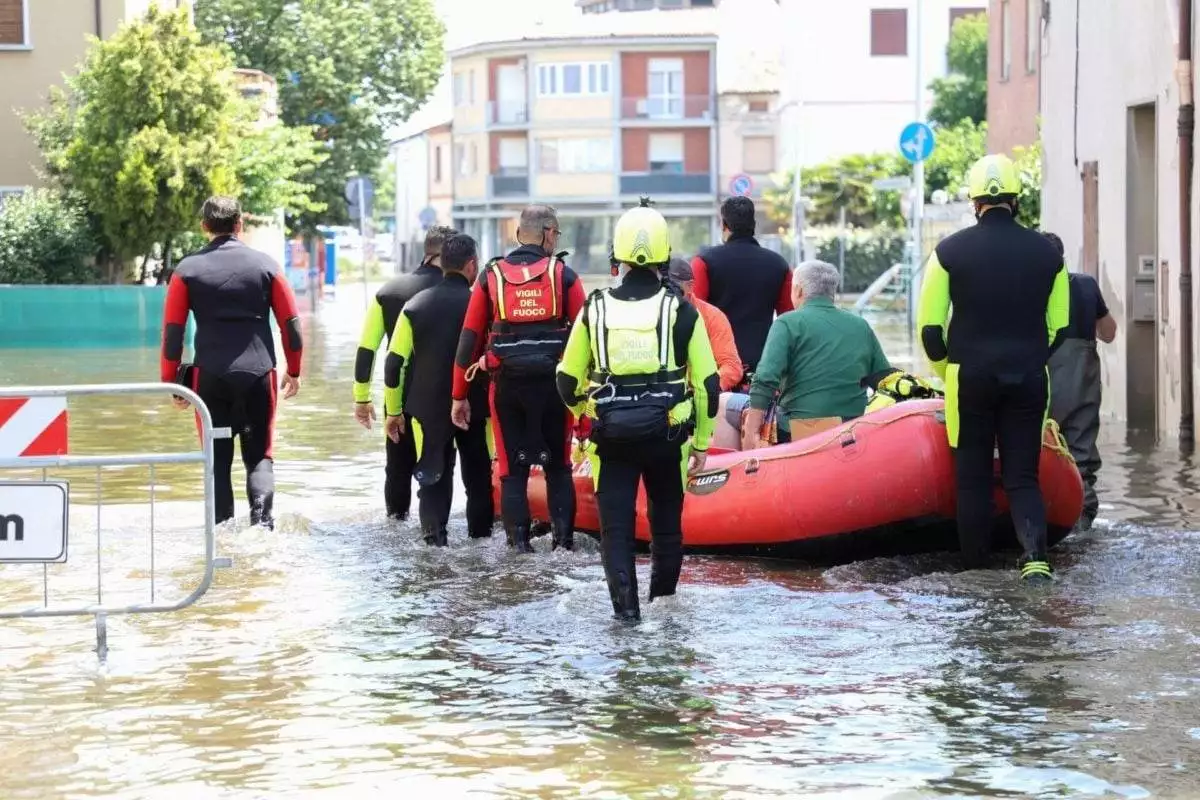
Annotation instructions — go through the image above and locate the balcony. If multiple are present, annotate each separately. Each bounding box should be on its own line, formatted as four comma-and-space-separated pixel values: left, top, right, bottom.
621, 95, 713, 122
490, 169, 529, 197
620, 172, 712, 195
488, 100, 529, 126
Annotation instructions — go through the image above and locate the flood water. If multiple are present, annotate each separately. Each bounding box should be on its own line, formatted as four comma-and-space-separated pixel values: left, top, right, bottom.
1, 281, 1199, 799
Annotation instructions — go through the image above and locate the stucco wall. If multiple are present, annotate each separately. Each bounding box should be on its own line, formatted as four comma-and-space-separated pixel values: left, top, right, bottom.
1040, 0, 1191, 436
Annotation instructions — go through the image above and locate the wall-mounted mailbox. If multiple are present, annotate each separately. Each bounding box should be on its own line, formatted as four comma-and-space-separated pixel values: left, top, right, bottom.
1132, 279, 1157, 322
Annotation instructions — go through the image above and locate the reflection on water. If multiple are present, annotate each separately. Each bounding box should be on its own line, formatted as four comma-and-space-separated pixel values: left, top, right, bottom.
0, 285, 1197, 798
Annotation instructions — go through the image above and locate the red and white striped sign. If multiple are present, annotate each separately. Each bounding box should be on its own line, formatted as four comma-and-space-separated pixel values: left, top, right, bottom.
0, 396, 69, 458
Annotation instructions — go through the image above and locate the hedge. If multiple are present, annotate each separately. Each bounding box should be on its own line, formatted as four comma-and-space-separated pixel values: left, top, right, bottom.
811, 227, 908, 293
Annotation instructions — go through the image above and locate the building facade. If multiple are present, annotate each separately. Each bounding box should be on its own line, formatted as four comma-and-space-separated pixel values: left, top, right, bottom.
447, 32, 719, 270
776, 0, 987, 167
0, 0, 192, 192
1040, 0, 1193, 438
986, 0, 1041, 154
579, 0, 717, 11
390, 120, 454, 268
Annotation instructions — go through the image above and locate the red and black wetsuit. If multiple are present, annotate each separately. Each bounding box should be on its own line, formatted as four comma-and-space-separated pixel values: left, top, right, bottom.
452, 244, 586, 551
160, 235, 303, 529
691, 234, 793, 383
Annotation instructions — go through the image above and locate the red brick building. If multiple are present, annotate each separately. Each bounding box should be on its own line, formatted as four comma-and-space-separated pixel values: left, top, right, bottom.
986, 0, 1042, 154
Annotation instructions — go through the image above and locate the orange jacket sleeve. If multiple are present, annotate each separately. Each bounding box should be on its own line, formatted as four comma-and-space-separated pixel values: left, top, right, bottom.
698, 300, 743, 391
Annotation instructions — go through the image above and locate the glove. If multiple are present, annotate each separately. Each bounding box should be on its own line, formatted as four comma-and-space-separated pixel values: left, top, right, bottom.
573, 415, 593, 442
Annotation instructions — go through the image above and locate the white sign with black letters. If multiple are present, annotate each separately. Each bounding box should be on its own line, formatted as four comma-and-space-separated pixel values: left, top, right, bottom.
0, 481, 69, 563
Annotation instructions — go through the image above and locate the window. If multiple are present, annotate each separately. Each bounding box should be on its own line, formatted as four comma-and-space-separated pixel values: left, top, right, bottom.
536, 62, 611, 96
456, 143, 469, 177
1000, 0, 1012, 81
453, 72, 465, 106
870, 9, 908, 57
742, 136, 775, 173
0, 0, 27, 47
497, 138, 528, 173
434, 145, 443, 183
1026, 0, 1041, 73
648, 133, 684, 173
468, 69, 475, 104
537, 138, 613, 173
647, 58, 684, 118
747, 98, 770, 113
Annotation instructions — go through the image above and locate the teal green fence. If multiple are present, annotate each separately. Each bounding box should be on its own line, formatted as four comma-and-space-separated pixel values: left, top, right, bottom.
0, 285, 194, 349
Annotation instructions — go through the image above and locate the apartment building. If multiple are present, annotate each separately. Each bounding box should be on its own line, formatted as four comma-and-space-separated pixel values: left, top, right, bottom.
0, 0, 192, 193
776, 0, 987, 166
986, 0, 1042, 154
1040, 0, 1193, 438
390, 119, 454, 268
447, 21, 719, 270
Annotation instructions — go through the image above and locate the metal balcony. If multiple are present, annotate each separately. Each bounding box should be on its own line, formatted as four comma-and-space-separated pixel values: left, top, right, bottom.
620, 95, 714, 121
619, 172, 712, 195
488, 100, 529, 126
490, 171, 529, 197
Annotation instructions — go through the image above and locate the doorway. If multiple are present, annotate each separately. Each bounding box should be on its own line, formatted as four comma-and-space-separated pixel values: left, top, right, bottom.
496, 65, 526, 124
1125, 103, 1158, 434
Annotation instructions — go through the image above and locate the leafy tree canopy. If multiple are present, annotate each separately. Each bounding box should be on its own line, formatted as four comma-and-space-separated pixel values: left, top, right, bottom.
928, 12, 987, 128
196, 0, 446, 233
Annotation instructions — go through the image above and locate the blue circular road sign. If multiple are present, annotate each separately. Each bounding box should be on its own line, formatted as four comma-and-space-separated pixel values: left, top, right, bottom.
418, 206, 437, 229
899, 122, 936, 164
729, 173, 754, 197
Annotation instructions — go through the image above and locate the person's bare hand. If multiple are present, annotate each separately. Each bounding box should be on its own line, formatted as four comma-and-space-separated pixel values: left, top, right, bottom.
687, 448, 707, 476
354, 402, 376, 430
385, 414, 406, 443
280, 374, 301, 400
451, 399, 471, 430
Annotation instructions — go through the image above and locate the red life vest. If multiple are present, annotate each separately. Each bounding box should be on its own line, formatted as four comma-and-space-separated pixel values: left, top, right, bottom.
485, 255, 569, 378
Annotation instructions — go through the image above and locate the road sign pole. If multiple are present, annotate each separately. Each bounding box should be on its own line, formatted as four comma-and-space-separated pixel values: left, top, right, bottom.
357, 178, 369, 309
911, 0, 926, 339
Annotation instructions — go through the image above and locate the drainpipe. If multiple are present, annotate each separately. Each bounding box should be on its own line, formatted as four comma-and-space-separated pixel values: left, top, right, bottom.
1178, 0, 1195, 448
94, 0, 102, 36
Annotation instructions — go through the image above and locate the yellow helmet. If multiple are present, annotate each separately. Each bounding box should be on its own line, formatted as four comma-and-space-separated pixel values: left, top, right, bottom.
966, 153, 1022, 200
612, 197, 671, 267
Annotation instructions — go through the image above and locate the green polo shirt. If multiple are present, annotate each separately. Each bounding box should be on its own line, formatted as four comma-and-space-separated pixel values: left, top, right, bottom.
749, 296, 891, 421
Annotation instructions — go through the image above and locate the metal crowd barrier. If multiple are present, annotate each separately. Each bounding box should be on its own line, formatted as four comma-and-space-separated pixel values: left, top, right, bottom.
0, 383, 233, 661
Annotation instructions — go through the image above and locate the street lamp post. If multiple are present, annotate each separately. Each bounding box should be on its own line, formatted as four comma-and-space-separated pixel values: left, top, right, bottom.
778, 99, 805, 266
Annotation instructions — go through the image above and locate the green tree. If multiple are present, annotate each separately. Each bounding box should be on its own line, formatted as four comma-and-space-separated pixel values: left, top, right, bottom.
0, 189, 98, 285
196, 0, 446, 232
928, 12, 988, 128
1013, 138, 1043, 228
764, 153, 908, 231
923, 119, 989, 199
236, 114, 327, 222
27, 6, 242, 281
373, 154, 396, 222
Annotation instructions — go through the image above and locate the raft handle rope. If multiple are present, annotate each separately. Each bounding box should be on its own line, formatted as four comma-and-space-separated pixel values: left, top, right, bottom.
463, 356, 488, 383
721, 405, 1075, 471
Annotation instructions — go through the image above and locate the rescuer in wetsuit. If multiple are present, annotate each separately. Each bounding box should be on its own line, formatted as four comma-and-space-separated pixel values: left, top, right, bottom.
383, 233, 494, 546
353, 225, 455, 519
917, 155, 1070, 583
451, 204, 587, 553
161, 196, 304, 529
556, 198, 719, 621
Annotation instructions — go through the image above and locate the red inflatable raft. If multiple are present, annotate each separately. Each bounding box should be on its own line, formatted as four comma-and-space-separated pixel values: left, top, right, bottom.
506, 398, 1084, 562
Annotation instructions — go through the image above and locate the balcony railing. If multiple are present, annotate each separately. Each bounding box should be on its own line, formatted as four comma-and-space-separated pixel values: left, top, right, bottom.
488, 100, 529, 125
621, 95, 713, 121
490, 171, 529, 197
620, 172, 712, 195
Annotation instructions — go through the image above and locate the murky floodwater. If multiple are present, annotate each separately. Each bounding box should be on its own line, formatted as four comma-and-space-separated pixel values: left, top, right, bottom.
2, 281, 1199, 799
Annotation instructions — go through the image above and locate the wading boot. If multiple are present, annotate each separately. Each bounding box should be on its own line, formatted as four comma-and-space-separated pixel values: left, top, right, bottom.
468, 525, 493, 540
647, 535, 683, 602
551, 517, 574, 552
505, 523, 535, 554
530, 521, 552, 538
607, 568, 641, 622
1019, 555, 1053, 585
423, 526, 449, 547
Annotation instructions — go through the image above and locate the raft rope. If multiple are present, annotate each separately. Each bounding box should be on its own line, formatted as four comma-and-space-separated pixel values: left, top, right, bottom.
712, 405, 1077, 472
463, 356, 487, 383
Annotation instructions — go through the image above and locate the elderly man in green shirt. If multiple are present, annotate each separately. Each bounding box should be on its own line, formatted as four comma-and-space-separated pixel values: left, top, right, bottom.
740, 261, 893, 448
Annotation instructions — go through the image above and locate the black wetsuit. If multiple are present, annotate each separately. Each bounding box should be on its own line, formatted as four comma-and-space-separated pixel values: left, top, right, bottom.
383, 272, 493, 544
918, 209, 1069, 570
161, 235, 303, 529
353, 261, 444, 518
